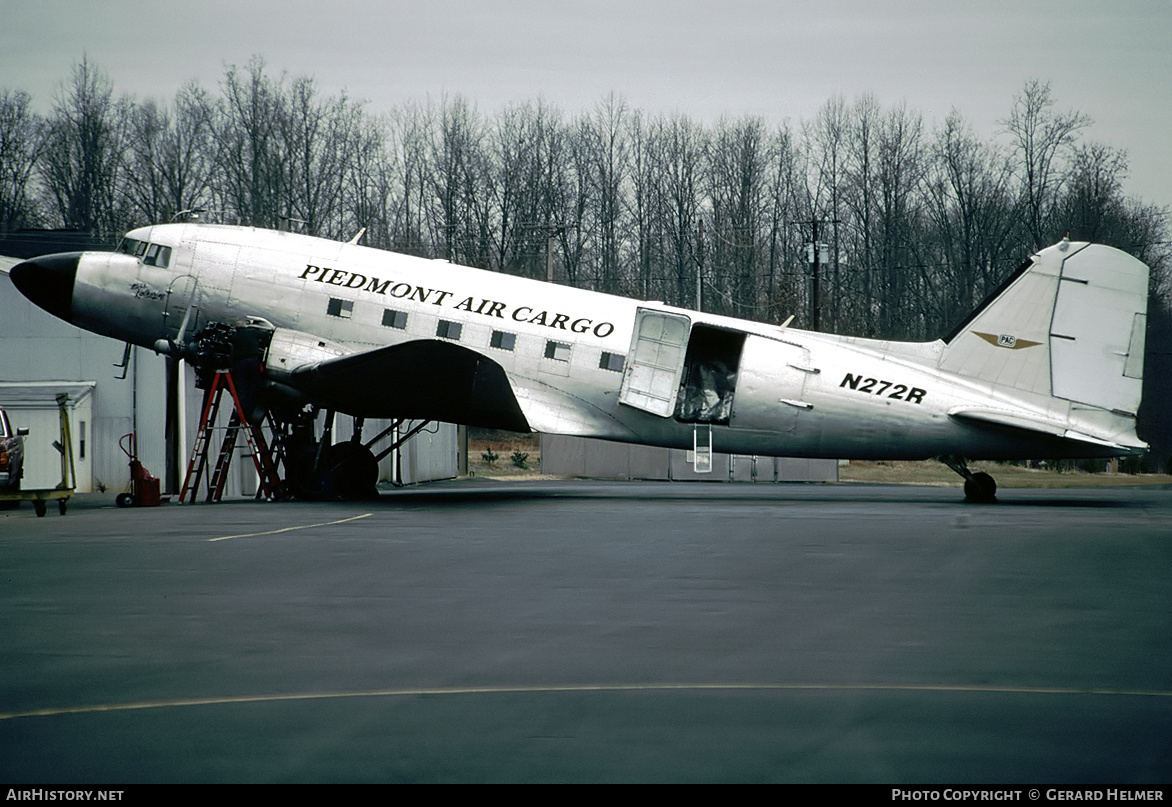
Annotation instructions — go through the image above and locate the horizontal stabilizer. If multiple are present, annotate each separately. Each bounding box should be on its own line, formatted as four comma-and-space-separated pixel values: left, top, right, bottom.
949, 407, 1147, 454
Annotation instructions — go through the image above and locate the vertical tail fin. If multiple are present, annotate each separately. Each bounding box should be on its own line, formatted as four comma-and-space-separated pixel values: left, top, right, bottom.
939, 240, 1148, 416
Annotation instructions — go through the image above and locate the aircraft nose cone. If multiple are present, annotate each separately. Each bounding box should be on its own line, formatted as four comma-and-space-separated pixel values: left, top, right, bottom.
10, 252, 79, 323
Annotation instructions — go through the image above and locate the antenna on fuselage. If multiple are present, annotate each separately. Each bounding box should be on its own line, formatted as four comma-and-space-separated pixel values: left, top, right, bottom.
172, 208, 205, 223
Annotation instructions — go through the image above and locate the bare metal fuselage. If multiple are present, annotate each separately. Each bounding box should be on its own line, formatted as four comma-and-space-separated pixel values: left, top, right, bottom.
38, 223, 1151, 463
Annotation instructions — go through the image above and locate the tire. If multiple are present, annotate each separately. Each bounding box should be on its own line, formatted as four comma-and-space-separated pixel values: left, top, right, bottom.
964, 472, 997, 503
321, 442, 380, 501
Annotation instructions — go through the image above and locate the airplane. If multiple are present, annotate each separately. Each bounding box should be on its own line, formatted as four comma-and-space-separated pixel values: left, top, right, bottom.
8, 219, 1150, 502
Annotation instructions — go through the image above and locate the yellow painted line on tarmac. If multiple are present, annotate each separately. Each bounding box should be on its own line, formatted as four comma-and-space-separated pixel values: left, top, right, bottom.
208, 512, 373, 542
3, 682, 1170, 721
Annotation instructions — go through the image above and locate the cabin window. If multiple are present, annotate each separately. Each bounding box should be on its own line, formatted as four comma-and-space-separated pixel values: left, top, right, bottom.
382, 309, 408, 329
544, 340, 572, 362
599, 351, 625, 372
327, 298, 354, 319
490, 330, 516, 351
437, 320, 462, 340
143, 243, 172, 268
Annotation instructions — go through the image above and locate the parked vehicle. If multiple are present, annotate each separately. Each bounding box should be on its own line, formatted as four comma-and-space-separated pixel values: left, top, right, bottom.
0, 398, 73, 517
1, 408, 27, 501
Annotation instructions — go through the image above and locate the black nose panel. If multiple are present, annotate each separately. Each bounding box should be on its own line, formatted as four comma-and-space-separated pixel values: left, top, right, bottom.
10, 252, 79, 323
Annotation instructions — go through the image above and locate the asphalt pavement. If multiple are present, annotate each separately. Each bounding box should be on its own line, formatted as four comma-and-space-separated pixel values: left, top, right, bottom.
1, 480, 1169, 783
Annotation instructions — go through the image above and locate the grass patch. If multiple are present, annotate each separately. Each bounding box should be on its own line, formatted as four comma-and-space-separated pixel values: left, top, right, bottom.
466, 429, 543, 479
839, 459, 1172, 488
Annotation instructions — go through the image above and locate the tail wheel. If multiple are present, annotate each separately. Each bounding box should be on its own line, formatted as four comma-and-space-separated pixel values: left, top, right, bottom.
964, 472, 997, 503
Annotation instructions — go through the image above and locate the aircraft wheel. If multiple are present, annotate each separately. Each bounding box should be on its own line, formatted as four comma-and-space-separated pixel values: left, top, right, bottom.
321, 442, 380, 501
115, 492, 136, 508
964, 472, 997, 503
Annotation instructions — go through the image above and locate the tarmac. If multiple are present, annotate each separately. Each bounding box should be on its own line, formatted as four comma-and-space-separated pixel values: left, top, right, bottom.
1, 480, 1170, 783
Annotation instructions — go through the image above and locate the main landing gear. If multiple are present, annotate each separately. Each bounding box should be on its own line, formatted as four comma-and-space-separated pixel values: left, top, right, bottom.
277, 408, 381, 501
273, 408, 437, 501
940, 456, 998, 503
180, 321, 429, 503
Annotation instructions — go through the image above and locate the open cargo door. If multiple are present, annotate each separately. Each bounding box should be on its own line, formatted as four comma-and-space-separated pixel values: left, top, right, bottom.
619, 309, 691, 417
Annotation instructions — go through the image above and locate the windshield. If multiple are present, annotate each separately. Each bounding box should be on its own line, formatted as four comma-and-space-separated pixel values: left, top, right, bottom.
116, 236, 172, 268
117, 237, 147, 257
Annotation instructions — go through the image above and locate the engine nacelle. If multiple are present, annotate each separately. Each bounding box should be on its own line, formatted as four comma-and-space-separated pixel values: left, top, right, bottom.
262, 328, 354, 383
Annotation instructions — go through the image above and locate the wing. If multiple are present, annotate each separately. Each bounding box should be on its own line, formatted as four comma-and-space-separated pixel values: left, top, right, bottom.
287, 339, 531, 431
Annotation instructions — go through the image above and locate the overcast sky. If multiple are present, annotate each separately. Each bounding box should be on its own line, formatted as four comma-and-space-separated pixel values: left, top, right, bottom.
3, 0, 1170, 214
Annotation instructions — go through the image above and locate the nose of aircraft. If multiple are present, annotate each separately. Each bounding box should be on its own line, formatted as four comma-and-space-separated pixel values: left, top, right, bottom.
10, 252, 79, 323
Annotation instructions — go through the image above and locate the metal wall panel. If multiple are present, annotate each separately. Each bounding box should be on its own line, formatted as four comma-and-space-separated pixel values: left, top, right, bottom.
541, 434, 838, 483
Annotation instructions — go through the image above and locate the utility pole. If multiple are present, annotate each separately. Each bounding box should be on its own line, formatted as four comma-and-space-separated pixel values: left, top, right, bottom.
546, 227, 561, 283
811, 219, 823, 332
695, 216, 705, 311
794, 217, 839, 331
522, 222, 574, 283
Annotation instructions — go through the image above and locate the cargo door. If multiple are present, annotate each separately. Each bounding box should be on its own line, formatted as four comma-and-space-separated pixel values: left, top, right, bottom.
619, 309, 691, 417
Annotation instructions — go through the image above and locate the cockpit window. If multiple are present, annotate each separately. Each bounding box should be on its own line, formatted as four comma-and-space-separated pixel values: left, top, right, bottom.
118, 237, 172, 268
143, 243, 172, 268
117, 237, 146, 257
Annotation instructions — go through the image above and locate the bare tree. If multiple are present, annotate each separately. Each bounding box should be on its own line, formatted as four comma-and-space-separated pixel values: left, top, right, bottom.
38, 58, 132, 239
585, 93, 629, 293
280, 76, 359, 238
801, 96, 851, 329
1059, 142, 1128, 243
708, 115, 770, 317
762, 124, 805, 325
387, 100, 434, 255
923, 109, 1016, 330
841, 97, 926, 337
633, 113, 705, 308
341, 112, 396, 249
13, 59, 1170, 365
1001, 79, 1091, 249
0, 89, 46, 232
215, 56, 288, 228
427, 95, 491, 265
482, 99, 541, 270
124, 82, 216, 224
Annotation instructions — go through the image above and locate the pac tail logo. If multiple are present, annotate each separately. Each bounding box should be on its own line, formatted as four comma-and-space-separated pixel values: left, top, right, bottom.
974, 332, 1043, 350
